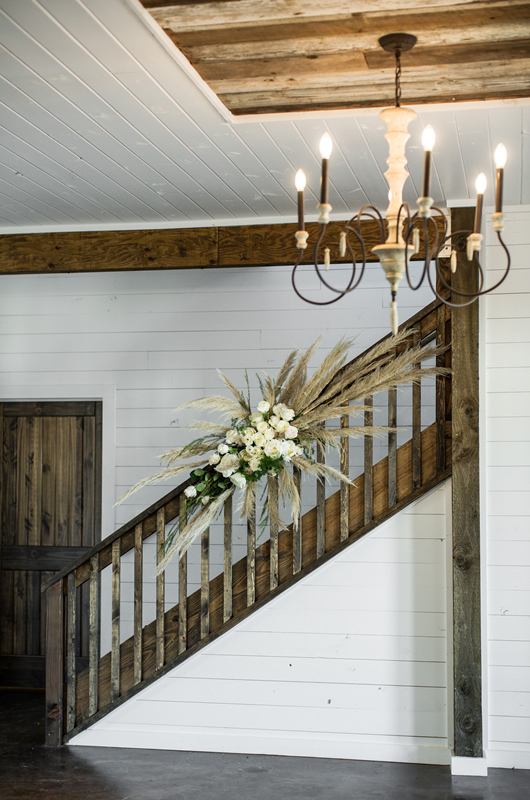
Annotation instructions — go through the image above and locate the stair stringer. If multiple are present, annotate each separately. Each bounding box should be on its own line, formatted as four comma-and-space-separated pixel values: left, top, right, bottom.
69, 477, 452, 766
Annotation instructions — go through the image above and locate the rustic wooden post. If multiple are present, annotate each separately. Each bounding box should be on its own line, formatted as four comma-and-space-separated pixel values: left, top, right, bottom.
451, 206, 482, 759
45, 579, 64, 746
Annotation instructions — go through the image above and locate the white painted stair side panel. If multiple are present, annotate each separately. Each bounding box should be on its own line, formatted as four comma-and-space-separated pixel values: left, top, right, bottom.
70, 483, 451, 765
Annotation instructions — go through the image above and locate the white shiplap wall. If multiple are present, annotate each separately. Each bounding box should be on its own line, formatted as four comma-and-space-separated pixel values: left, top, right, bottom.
70, 482, 452, 765
0, 263, 434, 654
485, 209, 530, 769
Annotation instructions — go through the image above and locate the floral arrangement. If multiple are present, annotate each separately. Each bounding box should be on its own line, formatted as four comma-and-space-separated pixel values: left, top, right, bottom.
120, 331, 446, 574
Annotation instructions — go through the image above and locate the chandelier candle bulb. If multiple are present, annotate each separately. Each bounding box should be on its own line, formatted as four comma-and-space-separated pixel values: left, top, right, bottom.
451, 249, 458, 273
295, 169, 306, 231
421, 125, 435, 198
473, 173, 487, 234
324, 247, 331, 270
494, 143, 507, 213
319, 133, 333, 205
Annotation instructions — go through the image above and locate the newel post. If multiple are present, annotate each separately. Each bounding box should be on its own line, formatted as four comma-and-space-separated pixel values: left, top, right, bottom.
45, 579, 64, 747
450, 206, 483, 760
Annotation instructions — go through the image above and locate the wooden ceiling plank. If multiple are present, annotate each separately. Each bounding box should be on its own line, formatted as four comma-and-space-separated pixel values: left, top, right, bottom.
198, 52, 369, 84
170, 4, 530, 51
180, 20, 530, 64
211, 59, 530, 97
144, 0, 521, 33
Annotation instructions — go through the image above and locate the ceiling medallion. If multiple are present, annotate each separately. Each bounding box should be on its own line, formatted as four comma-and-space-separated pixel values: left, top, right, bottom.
291, 33, 510, 334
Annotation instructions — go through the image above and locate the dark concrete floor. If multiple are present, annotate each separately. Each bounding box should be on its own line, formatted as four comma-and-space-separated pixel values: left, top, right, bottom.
1, 689, 529, 800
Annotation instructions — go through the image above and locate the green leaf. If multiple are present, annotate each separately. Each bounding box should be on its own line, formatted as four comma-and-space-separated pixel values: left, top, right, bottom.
193, 468, 205, 477
196, 482, 207, 491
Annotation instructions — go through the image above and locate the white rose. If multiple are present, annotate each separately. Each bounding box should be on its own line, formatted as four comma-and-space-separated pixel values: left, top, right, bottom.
246, 444, 257, 456
264, 440, 282, 459
243, 433, 254, 446
257, 401, 270, 413
241, 451, 252, 461
264, 428, 275, 441
285, 425, 298, 439
218, 443, 229, 455
201, 496, 210, 505
249, 457, 261, 471
244, 427, 256, 436
249, 413, 262, 425
209, 452, 221, 465
256, 421, 268, 434
282, 440, 298, 461
253, 432, 266, 447
275, 419, 288, 434
269, 415, 280, 428
184, 485, 197, 498
230, 472, 247, 489
215, 453, 239, 476
225, 429, 237, 444
281, 407, 295, 422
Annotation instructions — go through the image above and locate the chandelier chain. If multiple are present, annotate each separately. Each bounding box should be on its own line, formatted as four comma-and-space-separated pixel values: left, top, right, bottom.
395, 48, 402, 107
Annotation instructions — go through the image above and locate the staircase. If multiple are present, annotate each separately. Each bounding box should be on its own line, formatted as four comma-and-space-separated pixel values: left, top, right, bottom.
42, 297, 452, 747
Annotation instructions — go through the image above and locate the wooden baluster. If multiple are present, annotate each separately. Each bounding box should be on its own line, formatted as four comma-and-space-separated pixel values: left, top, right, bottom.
436, 305, 446, 473
178, 495, 187, 655
412, 330, 422, 489
316, 435, 325, 558
45, 579, 64, 746
247, 493, 256, 606
292, 465, 302, 574
110, 539, 120, 702
388, 386, 397, 508
340, 409, 349, 541
201, 526, 210, 638
156, 508, 165, 670
268, 476, 279, 590
88, 554, 99, 717
364, 396, 373, 525
133, 523, 143, 686
66, 571, 76, 733
223, 494, 233, 623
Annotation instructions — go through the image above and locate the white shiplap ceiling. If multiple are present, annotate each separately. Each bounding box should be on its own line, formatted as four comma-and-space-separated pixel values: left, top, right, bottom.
0, 0, 528, 234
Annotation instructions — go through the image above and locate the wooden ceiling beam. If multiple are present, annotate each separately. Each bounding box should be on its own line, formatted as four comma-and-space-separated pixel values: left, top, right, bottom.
0, 218, 445, 275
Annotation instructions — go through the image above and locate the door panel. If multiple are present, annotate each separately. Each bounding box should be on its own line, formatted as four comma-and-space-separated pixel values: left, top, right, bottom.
0, 401, 102, 687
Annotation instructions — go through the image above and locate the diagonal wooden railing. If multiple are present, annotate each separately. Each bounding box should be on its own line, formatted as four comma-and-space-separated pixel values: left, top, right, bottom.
42, 297, 452, 746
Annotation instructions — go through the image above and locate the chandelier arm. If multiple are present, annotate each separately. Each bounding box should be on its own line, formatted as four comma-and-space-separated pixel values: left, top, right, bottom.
396, 202, 412, 244
311, 224, 354, 296
311, 227, 367, 296
292, 248, 351, 307
353, 205, 386, 241
426, 231, 485, 307
432, 229, 490, 299
403, 216, 431, 291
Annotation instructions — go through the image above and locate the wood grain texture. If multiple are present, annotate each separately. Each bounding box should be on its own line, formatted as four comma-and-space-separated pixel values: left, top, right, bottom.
156, 509, 165, 670
451, 206, 482, 759
223, 495, 232, 623
133, 524, 143, 685
201, 527, 210, 639
88, 554, 99, 717
0, 219, 445, 275
268, 476, 279, 591
66, 572, 76, 733
141, 0, 530, 114
316, 438, 325, 559
44, 579, 63, 747
246, 496, 256, 607
178, 495, 187, 656
364, 397, 373, 525
111, 540, 121, 703
387, 387, 397, 509
412, 330, 422, 490
292, 466, 302, 574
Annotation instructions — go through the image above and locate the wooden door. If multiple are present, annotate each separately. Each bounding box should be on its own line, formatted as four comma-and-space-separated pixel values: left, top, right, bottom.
0, 401, 102, 687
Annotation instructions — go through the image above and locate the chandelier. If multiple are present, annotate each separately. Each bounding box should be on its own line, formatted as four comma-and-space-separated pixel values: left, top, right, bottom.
291, 33, 511, 334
